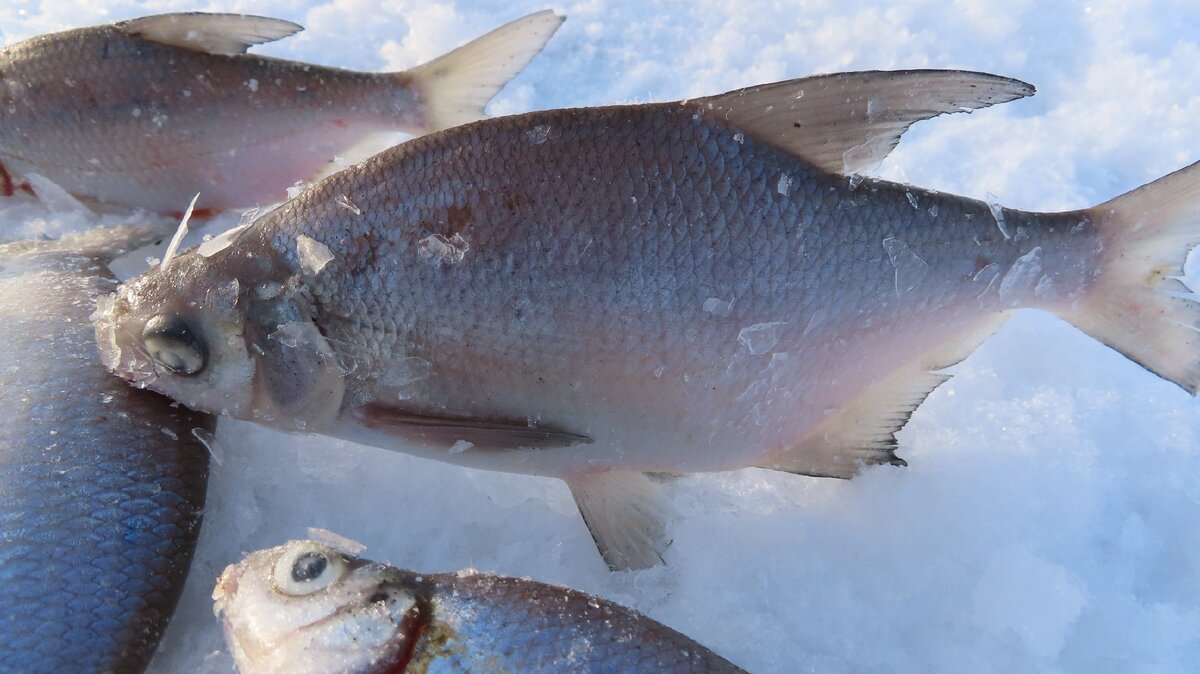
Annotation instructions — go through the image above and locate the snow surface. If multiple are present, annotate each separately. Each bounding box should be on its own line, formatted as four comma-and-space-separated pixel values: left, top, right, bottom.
3, 1, 1200, 672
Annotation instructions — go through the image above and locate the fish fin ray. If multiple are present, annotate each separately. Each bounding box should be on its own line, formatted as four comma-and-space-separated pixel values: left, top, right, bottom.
0, 224, 172, 261
759, 314, 1010, 477
407, 10, 564, 132
697, 70, 1034, 175
120, 13, 303, 56
566, 471, 673, 571
356, 405, 591, 450
1063, 160, 1200, 394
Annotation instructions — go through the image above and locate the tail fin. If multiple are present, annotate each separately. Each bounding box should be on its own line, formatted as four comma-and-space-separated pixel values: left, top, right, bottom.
1063, 161, 1200, 394
408, 10, 564, 132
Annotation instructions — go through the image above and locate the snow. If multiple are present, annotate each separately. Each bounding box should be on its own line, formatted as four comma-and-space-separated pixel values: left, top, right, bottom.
1, 1, 1199, 673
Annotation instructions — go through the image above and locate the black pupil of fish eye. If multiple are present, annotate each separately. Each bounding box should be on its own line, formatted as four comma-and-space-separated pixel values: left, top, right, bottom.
291, 552, 328, 583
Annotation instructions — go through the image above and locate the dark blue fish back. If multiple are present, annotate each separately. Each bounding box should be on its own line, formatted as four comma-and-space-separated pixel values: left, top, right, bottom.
0, 250, 210, 673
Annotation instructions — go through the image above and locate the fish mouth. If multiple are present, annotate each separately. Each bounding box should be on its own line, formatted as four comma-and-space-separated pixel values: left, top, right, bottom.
212, 562, 240, 610
212, 559, 265, 673
92, 290, 158, 384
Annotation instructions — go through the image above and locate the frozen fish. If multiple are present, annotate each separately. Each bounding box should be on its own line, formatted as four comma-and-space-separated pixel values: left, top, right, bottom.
214, 539, 745, 673
0, 227, 211, 672
95, 70, 1200, 570
0, 11, 563, 212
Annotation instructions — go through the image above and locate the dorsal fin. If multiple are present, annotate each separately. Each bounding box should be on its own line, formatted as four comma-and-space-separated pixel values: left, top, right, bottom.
696, 70, 1035, 175
119, 13, 303, 56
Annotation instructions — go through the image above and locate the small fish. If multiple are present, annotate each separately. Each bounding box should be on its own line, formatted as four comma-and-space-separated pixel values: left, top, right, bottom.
0, 11, 563, 212
0, 227, 212, 672
95, 70, 1200, 571
213, 539, 746, 673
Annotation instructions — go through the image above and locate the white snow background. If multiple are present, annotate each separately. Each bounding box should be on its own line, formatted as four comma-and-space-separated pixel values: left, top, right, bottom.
3, 1, 1200, 672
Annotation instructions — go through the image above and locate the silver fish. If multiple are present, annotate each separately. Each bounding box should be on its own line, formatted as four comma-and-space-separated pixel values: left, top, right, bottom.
214, 539, 745, 673
0, 11, 563, 212
0, 228, 212, 672
94, 70, 1200, 570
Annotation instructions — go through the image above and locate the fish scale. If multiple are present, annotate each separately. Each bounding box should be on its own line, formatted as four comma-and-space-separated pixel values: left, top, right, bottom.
0, 246, 211, 673
415, 572, 742, 673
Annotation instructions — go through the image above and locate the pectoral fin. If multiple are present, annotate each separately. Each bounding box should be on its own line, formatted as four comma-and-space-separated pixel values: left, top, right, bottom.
357, 405, 591, 451
566, 471, 673, 572
697, 70, 1034, 175
120, 13, 303, 56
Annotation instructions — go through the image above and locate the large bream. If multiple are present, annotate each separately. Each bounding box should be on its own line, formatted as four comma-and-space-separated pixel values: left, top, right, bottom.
94, 70, 1200, 569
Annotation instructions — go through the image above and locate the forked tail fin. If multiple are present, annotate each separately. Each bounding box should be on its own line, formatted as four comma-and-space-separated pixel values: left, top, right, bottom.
408, 10, 564, 133
1063, 161, 1200, 394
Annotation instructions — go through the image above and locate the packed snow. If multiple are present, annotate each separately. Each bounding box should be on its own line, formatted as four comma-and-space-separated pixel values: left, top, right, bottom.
2, 1, 1199, 672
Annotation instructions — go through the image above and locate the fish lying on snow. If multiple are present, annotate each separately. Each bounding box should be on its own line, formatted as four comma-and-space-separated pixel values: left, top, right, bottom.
0, 10, 563, 212
95, 70, 1200, 570
214, 538, 746, 673
0, 228, 212, 672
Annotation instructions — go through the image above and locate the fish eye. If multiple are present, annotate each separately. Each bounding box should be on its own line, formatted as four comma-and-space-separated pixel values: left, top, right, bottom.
142, 314, 206, 376
271, 544, 347, 597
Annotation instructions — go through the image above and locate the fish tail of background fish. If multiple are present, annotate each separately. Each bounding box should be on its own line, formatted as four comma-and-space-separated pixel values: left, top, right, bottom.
404, 10, 565, 134
1060, 162, 1200, 393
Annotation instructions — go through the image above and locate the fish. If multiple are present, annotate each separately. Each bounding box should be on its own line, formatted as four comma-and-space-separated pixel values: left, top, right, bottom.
0, 227, 212, 672
213, 538, 746, 673
0, 10, 563, 212
93, 69, 1200, 571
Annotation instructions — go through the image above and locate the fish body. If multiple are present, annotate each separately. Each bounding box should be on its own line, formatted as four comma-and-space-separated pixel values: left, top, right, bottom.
214, 539, 746, 673
95, 70, 1200, 569
0, 11, 563, 211
0, 231, 211, 672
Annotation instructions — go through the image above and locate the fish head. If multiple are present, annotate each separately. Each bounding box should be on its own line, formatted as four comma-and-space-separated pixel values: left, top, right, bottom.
93, 247, 345, 431
213, 540, 419, 673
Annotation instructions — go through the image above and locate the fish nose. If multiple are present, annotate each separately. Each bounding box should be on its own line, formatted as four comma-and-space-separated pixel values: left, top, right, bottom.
213, 563, 240, 604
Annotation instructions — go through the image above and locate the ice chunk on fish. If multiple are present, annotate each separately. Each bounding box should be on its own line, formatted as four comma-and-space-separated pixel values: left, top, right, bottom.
0, 229, 212, 672
0, 11, 564, 212
94, 70, 1200, 571
213, 539, 746, 673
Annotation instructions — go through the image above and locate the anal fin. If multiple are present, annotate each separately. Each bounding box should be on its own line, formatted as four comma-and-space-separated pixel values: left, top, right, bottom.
760, 313, 1011, 478
566, 471, 673, 572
